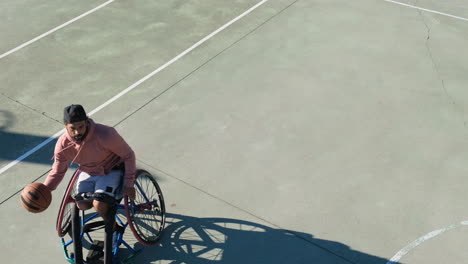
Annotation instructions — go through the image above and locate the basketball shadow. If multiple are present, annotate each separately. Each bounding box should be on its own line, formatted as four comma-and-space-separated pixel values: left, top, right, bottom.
132, 213, 402, 264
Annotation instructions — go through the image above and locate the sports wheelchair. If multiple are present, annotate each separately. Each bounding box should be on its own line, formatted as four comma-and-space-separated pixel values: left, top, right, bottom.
56, 168, 166, 264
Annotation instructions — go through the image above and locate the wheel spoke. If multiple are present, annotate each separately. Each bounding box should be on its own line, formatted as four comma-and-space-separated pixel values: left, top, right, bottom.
126, 171, 165, 245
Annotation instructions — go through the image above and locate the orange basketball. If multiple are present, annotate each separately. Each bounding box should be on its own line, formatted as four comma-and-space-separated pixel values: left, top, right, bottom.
20, 182, 52, 213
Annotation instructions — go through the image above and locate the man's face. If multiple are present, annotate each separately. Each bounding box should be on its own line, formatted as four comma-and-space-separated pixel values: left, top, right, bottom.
65, 120, 88, 142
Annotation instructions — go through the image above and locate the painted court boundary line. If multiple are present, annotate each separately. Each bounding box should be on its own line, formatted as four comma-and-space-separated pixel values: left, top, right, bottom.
380, 2, 468, 261
0, 0, 115, 60
0, 0, 269, 176
382, 0, 468, 22
386, 220, 468, 263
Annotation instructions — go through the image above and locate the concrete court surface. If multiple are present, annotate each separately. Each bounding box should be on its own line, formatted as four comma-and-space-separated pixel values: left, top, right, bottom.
1, 0, 468, 263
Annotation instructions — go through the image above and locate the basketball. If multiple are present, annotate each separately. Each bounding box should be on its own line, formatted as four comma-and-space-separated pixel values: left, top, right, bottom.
20, 182, 52, 213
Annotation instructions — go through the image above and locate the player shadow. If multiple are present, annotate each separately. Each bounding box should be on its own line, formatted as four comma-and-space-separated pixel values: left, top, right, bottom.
0, 110, 57, 165
133, 212, 402, 264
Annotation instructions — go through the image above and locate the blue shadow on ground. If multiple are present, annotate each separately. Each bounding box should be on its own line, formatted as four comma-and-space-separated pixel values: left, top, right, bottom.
0, 130, 57, 165
0, 110, 57, 165
133, 213, 401, 264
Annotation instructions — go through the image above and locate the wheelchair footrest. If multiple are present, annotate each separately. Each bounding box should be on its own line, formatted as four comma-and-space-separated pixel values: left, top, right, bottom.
86, 240, 104, 264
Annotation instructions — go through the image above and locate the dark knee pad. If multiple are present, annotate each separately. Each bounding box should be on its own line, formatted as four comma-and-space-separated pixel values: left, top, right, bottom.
75, 192, 92, 202
93, 193, 116, 204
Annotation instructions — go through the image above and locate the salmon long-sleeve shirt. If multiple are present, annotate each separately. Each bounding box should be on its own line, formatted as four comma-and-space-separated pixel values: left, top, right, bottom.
44, 119, 136, 190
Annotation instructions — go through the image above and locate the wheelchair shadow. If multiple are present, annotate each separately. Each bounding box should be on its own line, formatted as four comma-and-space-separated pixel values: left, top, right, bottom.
132, 213, 401, 264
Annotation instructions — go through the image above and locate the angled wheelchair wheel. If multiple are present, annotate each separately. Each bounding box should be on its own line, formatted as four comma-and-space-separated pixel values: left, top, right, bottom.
125, 169, 166, 246
56, 169, 80, 237
71, 203, 84, 263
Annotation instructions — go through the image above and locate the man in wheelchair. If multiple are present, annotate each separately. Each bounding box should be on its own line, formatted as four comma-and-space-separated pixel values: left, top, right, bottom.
44, 104, 136, 221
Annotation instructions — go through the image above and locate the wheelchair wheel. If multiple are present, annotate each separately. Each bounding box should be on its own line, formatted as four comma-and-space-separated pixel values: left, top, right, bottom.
56, 170, 80, 237
125, 169, 166, 246
71, 204, 84, 264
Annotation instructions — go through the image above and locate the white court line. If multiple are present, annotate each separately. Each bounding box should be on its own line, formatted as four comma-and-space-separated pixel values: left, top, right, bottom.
0, 0, 269, 176
0, 129, 65, 175
88, 0, 268, 116
381, 2, 468, 258
386, 220, 468, 263
382, 0, 468, 22
0, 0, 115, 60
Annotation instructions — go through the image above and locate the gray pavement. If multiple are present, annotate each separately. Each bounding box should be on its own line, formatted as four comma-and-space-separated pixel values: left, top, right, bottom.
0, 0, 109, 53
1, 0, 468, 263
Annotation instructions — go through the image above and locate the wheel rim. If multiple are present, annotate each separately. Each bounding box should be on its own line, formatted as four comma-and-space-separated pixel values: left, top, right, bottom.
56, 170, 79, 237
125, 170, 166, 246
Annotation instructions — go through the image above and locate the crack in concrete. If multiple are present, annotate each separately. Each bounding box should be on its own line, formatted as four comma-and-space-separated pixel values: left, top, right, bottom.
415, 5, 467, 128
0, 92, 62, 124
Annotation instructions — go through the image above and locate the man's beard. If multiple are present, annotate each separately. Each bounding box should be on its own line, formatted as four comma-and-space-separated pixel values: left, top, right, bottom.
73, 135, 84, 142
73, 127, 88, 142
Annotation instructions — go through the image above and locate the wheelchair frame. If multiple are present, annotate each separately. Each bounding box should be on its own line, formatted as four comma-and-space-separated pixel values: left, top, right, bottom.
56, 169, 166, 264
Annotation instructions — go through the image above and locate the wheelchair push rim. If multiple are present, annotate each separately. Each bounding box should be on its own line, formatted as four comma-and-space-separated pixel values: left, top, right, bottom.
125, 169, 166, 246
56, 169, 80, 237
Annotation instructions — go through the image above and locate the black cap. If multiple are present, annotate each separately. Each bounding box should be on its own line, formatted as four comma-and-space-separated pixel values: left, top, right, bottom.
63, 104, 88, 124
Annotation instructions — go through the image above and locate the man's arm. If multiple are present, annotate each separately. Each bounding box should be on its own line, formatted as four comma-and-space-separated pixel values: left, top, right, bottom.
44, 140, 69, 191
105, 128, 136, 188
